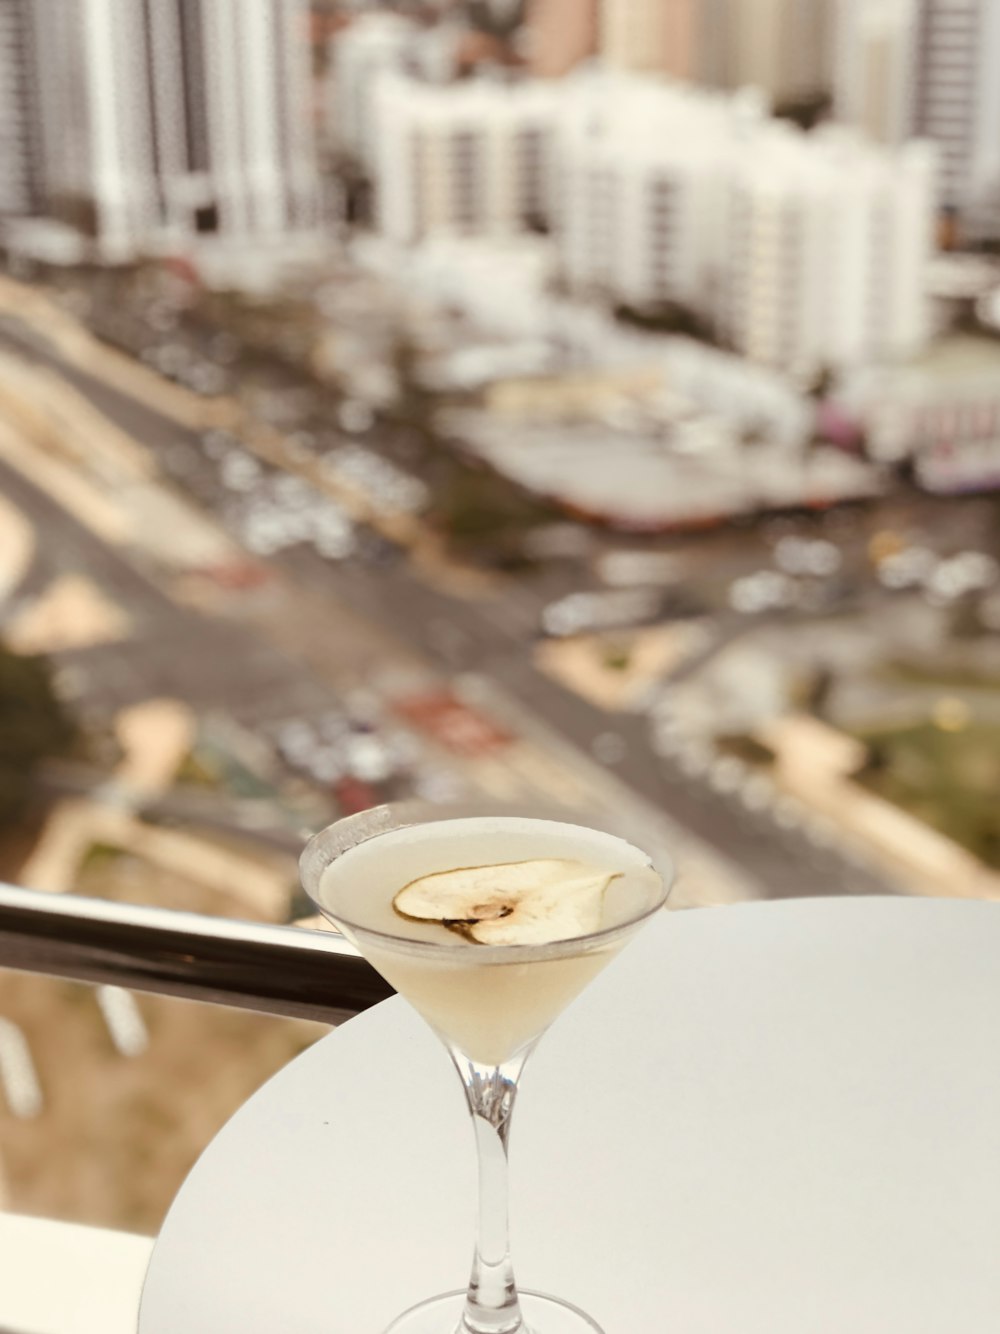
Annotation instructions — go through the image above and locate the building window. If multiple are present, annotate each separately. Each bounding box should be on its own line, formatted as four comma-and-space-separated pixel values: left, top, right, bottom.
517, 125, 546, 229
195, 203, 219, 233
450, 128, 481, 229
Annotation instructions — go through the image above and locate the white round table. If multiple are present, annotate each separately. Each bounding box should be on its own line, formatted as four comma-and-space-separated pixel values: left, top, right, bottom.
139, 899, 1000, 1334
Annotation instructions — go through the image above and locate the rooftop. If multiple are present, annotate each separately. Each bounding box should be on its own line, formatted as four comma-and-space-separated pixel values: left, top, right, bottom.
441, 408, 882, 530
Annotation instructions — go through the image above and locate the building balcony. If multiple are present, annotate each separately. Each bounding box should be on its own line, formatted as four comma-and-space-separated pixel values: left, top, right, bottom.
0, 880, 387, 1334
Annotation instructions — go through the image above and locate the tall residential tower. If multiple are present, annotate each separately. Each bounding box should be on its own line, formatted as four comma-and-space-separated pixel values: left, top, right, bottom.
908, 0, 1000, 234
600, 0, 698, 79
524, 0, 598, 77
0, 0, 43, 215
33, 0, 320, 259
834, 0, 1000, 238
833, 0, 914, 147
702, 0, 833, 106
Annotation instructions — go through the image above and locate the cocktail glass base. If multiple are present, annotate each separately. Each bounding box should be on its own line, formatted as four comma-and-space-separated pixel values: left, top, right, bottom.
384, 1289, 605, 1334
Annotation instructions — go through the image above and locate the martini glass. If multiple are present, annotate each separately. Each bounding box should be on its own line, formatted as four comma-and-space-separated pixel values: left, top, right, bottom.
300, 802, 673, 1334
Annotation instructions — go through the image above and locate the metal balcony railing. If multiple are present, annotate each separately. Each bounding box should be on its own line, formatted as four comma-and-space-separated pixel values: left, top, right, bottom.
0, 881, 394, 1025
0, 883, 397, 1334
0, 882, 396, 1333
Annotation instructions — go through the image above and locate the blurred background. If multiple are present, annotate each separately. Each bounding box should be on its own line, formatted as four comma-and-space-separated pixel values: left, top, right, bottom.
1, 0, 999, 1262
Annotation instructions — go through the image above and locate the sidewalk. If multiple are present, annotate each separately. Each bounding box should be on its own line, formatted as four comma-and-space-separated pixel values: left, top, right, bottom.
0, 360, 239, 573
0, 416, 132, 546
5, 574, 130, 655
0, 272, 224, 433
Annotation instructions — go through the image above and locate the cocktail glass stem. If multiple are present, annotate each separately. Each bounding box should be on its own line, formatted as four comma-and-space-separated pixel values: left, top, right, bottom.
450, 1047, 539, 1334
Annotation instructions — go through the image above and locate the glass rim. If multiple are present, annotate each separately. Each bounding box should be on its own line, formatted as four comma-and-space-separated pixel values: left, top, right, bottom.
299, 802, 675, 964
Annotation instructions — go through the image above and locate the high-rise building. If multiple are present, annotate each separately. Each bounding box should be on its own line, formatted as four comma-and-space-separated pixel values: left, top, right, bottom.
372, 72, 558, 242
30, 0, 160, 256
547, 71, 934, 378
907, 0, 1000, 234
195, 0, 321, 236
720, 131, 936, 377
600, 0, 698, 79
331, 13, 417, 162
0, 0, 43, 215
524, 0, 598, 78
367, 64, 935, 378
553, 76, 756, 307
701, 0, 833, 106
833, 0, 914, 147
833, 0, 1000, 239
34, 0, 320, 260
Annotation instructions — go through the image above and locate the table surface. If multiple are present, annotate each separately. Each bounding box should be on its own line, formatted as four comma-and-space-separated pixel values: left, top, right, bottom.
139, 897, 1000, 1334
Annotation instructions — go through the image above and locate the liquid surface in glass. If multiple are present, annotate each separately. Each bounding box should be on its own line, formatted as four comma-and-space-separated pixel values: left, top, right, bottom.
318, 816, 664, 1064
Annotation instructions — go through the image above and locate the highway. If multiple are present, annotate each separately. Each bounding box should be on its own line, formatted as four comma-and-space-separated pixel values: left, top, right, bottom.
0, 315, 902, 901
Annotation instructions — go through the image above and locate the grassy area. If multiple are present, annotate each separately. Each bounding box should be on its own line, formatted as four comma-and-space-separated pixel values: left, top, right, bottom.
880, 659, 1000, 692
717, 734, 777, 767
854, 720, 1000, 869
174, 748, 224, 790
0, 643, 77, 826
79, 841, 124, 874
175, 741, 280, 800
429, 463, 560, 564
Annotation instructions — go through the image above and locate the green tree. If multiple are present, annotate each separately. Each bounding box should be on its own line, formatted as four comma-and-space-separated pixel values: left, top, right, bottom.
0, 643, 76, 826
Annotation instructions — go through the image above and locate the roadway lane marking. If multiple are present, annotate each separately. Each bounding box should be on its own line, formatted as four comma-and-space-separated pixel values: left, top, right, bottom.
0, 1018, 43, 1119
0, 420, 131, 545
0, 489, 34, 602
96, 987, 149, 1059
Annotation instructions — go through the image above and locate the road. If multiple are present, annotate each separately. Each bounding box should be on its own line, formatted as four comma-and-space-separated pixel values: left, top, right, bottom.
281, 548, 898, 899
0, 315, 901, 900
0, 452, 338, 729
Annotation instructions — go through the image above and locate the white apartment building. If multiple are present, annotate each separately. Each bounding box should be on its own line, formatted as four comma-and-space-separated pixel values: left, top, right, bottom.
552, 75, 763, 309
525, 0, 598, 78
834, 0, 1000, 238
833, 0, 914, 146
550, 73, 934, 377
34, 0, 320, 261
0, 0, 42, 215
372, 73, 558, 243
907, 0, 1000, 236
370, 67, 935, 378
600, 0, 697, 78
701, 0, 833, 105
330, 13, 417, 164
721, 130, 936, 378
192, 0, 320, 239
839, 338, 1000, 493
